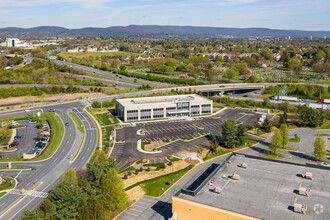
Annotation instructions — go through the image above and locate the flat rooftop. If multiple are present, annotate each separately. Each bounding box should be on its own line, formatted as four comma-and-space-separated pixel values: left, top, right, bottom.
177, 155, 330, 220
116, 94, 211, 108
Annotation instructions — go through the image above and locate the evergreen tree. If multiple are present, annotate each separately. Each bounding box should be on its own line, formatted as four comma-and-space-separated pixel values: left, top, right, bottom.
314, 136, 327, 160
60, 168, 78, 186
261, 117, 272, 133
78, 195, 104, 220
236, 124, 246, 146
100, 168, 127, 212
280, 123, 289, 148
279, 112, 288, 126
221, 120, 238, 148
269, 129, 283, 154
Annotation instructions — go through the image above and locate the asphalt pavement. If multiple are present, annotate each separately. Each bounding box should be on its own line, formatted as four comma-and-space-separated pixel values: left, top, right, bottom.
0, 106, 97, 219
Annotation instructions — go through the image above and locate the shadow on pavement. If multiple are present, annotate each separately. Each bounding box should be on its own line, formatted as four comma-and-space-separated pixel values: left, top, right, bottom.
289, 151, 313, 160
151, 200, 172, 220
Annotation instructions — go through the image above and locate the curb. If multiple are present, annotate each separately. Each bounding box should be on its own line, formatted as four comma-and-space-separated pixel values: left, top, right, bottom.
84, 107, 102, 150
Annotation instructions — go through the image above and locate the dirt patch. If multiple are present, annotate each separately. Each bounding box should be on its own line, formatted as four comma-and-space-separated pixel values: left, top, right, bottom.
108, 115, 114, 124
126, 185, 145, 203
144, 141, 164, 151
0, 92, 105, 110
122, 160, 189, 189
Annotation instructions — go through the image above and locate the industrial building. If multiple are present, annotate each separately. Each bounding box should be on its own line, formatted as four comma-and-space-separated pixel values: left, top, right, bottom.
115, 94, 212, 122
171, 154, 330, 220
0, 38, 58, 48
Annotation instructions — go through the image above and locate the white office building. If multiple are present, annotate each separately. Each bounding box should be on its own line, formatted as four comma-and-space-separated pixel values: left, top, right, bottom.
116, 94, 213, 122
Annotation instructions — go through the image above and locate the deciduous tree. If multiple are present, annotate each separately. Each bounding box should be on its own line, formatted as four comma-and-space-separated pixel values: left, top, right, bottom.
314, 136, 327, 160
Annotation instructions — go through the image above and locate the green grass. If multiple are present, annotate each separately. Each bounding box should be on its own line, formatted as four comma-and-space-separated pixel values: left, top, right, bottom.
203, 148, 231, 161
0, 167, 30, 170
200, 132, 209, 135
119, 166, 136, 174
246, 138, 258, 146
289, 135, 301, 143
181, 136, 196, 140
266, 152, 278, 159
143, 163, 165, 169
69, 112, 84, 133
0, 112, 64, 162
0, 192, 6, 197
282, 147, 298, 152
315, 134, 330, 136
141, 140, 150, 151
125, 165, 194, 197
167, 156, 181, 162
142, 165, 194, 197
0, 177, 15, 191
0, 114, 37, 121
96, 113, 112, 126
318, 120, 330, 129
101, 126, 113, 150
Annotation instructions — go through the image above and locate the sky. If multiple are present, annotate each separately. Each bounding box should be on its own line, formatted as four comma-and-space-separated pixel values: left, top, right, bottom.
1, 0, 329, 31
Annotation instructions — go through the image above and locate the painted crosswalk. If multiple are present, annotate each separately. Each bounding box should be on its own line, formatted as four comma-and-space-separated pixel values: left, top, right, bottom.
8, 189, 49, 198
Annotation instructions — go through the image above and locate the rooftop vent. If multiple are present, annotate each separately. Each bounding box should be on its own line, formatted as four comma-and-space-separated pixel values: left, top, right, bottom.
302, 172, 313, 180
231, 174, 240, 180
298, 187, 312, 197
293, 203, 308, 214
213, 186, 222, 194
240, 163, 247, 168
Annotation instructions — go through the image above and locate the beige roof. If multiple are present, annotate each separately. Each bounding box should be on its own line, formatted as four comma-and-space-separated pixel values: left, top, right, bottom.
116, 94, 211, 110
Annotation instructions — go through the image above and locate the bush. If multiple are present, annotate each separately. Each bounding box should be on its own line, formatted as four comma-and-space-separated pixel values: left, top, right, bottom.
123, 174, 128, 179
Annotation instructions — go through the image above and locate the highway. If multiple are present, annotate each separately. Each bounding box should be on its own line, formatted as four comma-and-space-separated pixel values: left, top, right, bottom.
53, 60, 172, 88
0, 104, 97, 219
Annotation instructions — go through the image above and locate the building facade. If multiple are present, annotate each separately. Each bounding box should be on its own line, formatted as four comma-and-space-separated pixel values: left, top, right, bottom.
115, 94, 212, 122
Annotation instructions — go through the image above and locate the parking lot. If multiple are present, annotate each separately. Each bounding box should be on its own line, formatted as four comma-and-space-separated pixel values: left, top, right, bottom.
5, 120, 40, 156
138, 108, 260, 143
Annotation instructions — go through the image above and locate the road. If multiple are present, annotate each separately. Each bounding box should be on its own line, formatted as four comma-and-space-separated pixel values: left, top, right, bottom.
53, 60, 172, 88
0, 105, 97, 219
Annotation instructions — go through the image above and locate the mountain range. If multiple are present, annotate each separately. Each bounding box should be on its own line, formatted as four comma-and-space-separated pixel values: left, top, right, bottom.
0, 25, 329, 38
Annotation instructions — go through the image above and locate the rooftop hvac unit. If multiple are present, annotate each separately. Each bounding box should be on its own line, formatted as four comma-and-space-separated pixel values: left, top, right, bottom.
302, 172, 313, 180
240, 163, 247, 168
293, 203, 308, 214
298, 187, 312, 197
231, 174, 240, 180
213, 186, 222, 194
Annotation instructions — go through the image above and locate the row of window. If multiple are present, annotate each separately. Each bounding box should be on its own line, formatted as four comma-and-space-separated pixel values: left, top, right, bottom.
127, 117, 138, 121
141, 115, 151, 120
202, 110, 211, 114
141, 109, 151, 112
202, 104, 211, 107
153, 114, 164, 118
127, 110, 138, 113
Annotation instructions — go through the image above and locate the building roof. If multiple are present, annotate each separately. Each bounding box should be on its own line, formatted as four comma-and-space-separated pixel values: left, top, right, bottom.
116, 94, 211, 109
176, 155, 330, 220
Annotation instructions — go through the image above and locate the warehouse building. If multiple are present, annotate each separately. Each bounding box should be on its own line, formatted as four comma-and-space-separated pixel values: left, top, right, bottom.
171, 154, 330, 220
115, 94, 212, 122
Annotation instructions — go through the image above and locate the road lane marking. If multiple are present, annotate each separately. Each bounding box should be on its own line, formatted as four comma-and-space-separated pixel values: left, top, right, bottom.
14, 170, 23, 179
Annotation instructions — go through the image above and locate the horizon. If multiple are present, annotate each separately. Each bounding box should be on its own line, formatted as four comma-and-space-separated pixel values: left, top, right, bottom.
1, 0, 329, 31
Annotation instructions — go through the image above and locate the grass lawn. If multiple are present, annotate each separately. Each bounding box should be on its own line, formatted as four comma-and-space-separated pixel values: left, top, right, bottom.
246, 138, 258, 146
317, 120, 330, 129
289, 135, 301, 143
88, 108, 118, 126
58, 51, 138, 59
69, 112, 84, 133
125, 165, 194, 197
315, 134, 330, 136
0, 167, 30, 170
266, 152, 278, 159
141, 140, 150, 150
0, 112, 64, 162
0, 192, 6, 197
143, 163, 165, 169
142, 165, 194, 197
0, 177, 16, 191
203, 148, 231, 161
167, 156, 181, 162
1, 114, 37, 121
102, 126, 113, 150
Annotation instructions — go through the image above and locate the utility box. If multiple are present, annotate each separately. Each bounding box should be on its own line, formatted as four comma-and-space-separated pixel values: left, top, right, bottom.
298, 188, 312, 197
214, 186, 222, 194
240, 163, 247, 168
232, 174, 240, 180
302, 172, 313, 180
294, 203, 308, 214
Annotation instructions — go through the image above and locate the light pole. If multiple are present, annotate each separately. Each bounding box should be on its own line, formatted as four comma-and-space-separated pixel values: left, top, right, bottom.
129, 156, 131, 167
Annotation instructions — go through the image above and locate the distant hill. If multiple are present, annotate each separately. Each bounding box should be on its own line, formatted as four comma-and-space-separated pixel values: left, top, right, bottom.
0, 25, 329, 38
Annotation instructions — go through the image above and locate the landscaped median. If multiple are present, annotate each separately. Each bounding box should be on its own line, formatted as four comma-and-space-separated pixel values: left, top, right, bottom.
69, 111, 85, 162
0, 112, 64, 162
0, 177, 16, 198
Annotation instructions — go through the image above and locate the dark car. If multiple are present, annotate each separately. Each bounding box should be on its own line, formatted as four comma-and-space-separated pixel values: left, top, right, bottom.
35, 142, 46, 148
134, 79, 137, 83
30, 149, 41, 154
65, 122, 69, 126
9, 141, 19, 147
119, 76, 122, 79
48, 109, 55, 112
219, 85, 225, 88
14, 135, 23, 139
36, 125, 42, 129
38, 137, 48, 141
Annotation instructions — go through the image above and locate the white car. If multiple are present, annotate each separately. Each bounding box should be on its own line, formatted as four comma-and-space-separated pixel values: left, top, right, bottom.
321, 162, 330, 167
41, 131, 50, 136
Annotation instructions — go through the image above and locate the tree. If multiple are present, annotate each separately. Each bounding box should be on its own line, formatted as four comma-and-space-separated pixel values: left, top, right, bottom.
269, 129, 283, 154
280, 123, 289, 148
279, 101, 292, 113
60, 168, 78, 186
262, 97, 272, 108
279, 112, 288, 126
224, 68, 238, 81
313, 136, 327, 160
77, 195, 104, 220
221, 120, 238, 148
261, 117, 272, 133
247, 75, 258, 83
299, 104, 325, 127
100, 168, 127, 212
236, 124, 246, 146
209, 135, 219, 154
234, 63, 248, 75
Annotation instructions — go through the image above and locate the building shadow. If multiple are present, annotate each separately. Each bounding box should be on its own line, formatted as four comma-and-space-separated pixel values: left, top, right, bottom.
151, 200, 172, 220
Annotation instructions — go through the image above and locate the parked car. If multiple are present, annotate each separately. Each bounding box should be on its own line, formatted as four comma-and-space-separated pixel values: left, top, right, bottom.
30, 148, 41, 155
38, 137, 48, 141
36, 125, 42, 129
14, 135, 23, 139
65, 122, 69, 126
321, 162, 330, 167
48, 109, 55, 112
41, 131, 50, 136
9, 141, 19, 147
35, 142, 46, 148
42, 127, 49, 131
